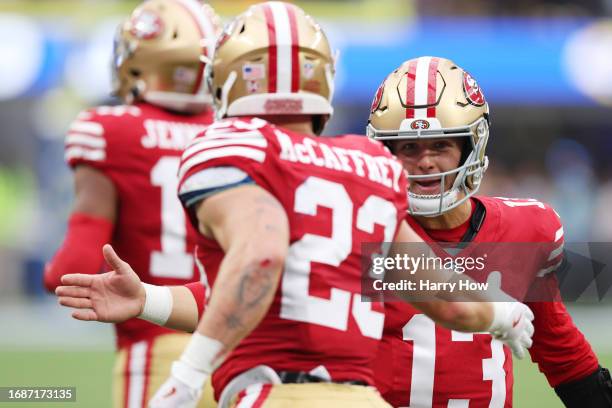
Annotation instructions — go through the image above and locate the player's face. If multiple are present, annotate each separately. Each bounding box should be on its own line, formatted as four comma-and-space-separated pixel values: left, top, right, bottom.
391, 138, 464, 196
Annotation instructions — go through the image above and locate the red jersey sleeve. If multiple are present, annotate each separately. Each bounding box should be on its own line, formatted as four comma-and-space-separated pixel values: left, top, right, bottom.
527, 205, 599, 387
527, 301, 599, 387
64, 105, 142, 174
177, 117, 272, 218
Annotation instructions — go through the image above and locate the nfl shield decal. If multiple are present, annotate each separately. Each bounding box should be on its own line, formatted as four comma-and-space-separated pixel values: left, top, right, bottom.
462, 71, 486, 106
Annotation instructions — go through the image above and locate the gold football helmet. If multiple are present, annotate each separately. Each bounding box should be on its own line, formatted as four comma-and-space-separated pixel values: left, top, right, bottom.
367, 57, 490, 216
112, 0, 220, 112
207, 1, 336, 133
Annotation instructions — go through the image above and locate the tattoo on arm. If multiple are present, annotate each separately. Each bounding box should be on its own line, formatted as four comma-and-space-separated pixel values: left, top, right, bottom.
238, 266, 275, 308
219, 191, 283, 331
223, 312, 244, 330
224, 265, 276, 330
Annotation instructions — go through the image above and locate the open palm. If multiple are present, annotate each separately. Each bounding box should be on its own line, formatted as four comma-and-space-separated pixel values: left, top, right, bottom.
56, 244, 145, 323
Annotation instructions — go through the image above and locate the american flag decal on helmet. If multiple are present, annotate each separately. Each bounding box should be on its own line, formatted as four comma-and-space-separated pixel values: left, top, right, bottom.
404, 56, 440, 119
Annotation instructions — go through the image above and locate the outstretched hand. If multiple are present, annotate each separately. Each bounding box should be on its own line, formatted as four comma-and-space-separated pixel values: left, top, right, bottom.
56, 244, 145, 323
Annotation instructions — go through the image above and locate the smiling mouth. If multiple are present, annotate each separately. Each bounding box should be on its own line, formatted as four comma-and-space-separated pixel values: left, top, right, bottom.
414, 179, 439, 187
410, 178, 443, 194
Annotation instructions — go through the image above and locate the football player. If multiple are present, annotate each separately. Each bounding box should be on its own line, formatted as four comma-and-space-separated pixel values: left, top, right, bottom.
368, 57, 612, 407
55, 3, 536, 408
43, 1, 220, 407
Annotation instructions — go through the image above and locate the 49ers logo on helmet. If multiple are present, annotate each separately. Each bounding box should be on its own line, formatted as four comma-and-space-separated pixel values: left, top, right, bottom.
410, 119, 430, 130
130, 10, 164, 40
370, 81, 385, 113
462, 71, 485, 106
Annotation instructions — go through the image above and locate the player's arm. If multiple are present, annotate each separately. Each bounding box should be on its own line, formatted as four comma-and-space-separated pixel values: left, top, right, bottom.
148, 184, 288, 405
390, 220, 491, 330
189, 184, 288, 350
56, 245, 205, 333
44, 165, 117, 292
390, 220, 534, 358
527, 300, 612, 407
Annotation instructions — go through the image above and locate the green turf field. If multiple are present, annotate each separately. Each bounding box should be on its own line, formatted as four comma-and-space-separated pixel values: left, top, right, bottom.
514, 353, 612, 407
1, 351, 611, 407
0, 351, 114, 408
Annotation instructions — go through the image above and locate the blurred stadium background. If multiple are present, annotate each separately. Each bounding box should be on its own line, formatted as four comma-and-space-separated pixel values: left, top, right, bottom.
1, 0, 611, 407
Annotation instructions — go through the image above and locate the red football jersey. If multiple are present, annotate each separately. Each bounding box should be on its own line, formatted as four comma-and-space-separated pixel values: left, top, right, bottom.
65, 103, 213, 348
375, 196, 598, 407
177, 117, 407, 400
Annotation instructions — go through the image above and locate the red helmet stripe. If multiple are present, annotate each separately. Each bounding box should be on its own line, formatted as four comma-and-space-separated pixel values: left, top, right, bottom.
426, 57, 440, 117
262, 4, 278, 93
173, 0, 207, 95
286, 3, 300, 93
405, 59, 418, 119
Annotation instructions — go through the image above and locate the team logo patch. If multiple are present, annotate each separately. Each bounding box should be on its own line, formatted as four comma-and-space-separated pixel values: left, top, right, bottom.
410, 119, 430, 130
370, 81, 385, 113
130, 10, 164, 40
462, 71, 485, 106
264, 99, 304, 114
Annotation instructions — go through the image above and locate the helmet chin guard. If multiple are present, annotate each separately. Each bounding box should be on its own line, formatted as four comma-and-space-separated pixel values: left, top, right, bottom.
407, 152, 489, 217
409, 188, 460, 217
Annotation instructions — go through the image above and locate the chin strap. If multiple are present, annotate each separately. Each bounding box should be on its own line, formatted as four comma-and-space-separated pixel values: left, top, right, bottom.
459, 199, 486, 243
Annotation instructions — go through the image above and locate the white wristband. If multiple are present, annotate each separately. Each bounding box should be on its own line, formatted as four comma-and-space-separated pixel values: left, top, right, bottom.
171, 360, 209, 391
138, 283, 173, 326
178, 333, 224, 389
488, 302, 510, 334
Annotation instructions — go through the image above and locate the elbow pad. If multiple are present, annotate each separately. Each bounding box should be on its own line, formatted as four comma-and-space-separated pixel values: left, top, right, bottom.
44, 213, 113, 292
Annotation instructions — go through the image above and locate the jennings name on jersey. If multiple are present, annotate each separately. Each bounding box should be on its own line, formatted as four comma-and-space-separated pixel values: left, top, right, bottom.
177, 117, 407, 400
64, 103, 213, 347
